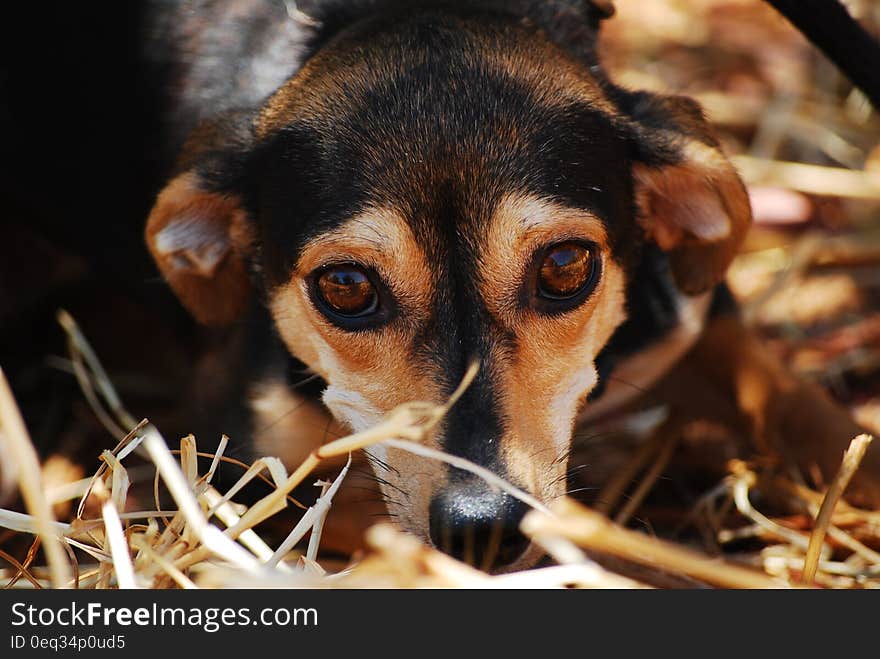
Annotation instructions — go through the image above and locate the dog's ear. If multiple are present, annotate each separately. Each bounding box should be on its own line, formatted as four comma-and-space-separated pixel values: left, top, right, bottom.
145, 114, 256, 326
622, 92, 752, 295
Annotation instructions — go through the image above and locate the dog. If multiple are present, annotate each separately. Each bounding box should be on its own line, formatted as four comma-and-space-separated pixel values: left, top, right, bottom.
142, 0, 880, 571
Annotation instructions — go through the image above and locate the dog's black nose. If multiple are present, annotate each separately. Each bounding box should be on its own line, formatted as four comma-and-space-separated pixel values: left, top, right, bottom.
428, 485, 530, 570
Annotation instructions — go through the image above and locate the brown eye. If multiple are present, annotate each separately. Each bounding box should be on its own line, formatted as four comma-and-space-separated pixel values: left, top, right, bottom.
537, 242, 598, 301
316, 265, 379, 317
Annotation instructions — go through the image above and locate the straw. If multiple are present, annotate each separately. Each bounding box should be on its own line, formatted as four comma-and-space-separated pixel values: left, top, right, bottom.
0, 368, 72, 588
802, 435, 874, 585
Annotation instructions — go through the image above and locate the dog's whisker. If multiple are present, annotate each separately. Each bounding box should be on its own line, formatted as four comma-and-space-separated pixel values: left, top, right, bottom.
547, 473, 566, 487
350, 466, 391, 484
355, 497, 398, 507
606, 375, 663, 408
551, 446, 574, 466
361, 453, 388, 473
348, 467, 381, 480
567, 463, 591, 474
364, 452, 401, 477
342, 484, 388, 495
360, 475, 411, 500
540, 460, 590, 489
346, 471, 412, 500
368, 512, 399, 519
376, 496, 406, 509
287, 372, 322, 389
546, 486, 600, 504
528, 445, 558, 461
563, 486, 599, 497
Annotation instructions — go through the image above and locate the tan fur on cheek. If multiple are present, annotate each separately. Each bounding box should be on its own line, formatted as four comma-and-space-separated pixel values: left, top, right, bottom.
270, 283, 440, 406
496, 259, 628, 502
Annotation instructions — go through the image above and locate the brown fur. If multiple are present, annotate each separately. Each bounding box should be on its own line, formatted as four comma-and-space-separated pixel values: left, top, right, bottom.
662, 314, 880, 508
262, 193, 629, 545
145, 172, 254, 326
634, 141, 753, 296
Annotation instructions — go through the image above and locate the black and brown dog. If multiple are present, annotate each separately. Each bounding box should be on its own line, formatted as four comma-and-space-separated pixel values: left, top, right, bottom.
141, 0, 880, 571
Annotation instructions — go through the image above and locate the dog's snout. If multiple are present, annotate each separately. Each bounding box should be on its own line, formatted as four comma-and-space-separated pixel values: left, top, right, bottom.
428, 486, 530, 570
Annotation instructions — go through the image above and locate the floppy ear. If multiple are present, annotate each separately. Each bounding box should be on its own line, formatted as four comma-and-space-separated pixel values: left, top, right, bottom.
145, 115, 256, 326
624, 92, 752, 295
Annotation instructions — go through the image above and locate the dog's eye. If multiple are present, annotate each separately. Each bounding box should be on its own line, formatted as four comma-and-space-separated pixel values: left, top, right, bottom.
537, 242, 599, 301
315, 265, 379, 317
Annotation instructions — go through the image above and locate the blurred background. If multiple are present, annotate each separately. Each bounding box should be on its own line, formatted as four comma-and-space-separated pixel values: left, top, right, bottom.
599, 0, 880, 434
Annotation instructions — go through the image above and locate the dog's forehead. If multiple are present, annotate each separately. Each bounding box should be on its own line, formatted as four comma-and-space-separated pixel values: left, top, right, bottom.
256, 11, 613, 136
250, 11, 634, 278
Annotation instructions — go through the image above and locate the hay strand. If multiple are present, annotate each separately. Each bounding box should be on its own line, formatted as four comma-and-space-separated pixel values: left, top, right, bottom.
4, 303, 879, 590
142, 428, 261, 573
57, 309, 139, 433
613, 418, 682, 525
0, 367, 72, 588
522, 497, 789, 589
100, 496, 137, 589
802, 434, 874, 585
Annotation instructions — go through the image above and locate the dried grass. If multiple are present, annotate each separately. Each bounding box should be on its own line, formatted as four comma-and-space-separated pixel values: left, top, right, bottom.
1, 313, 878, 589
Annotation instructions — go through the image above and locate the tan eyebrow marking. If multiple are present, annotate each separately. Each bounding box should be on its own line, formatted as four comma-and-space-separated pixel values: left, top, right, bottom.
480, 193, 611, 323
295, 208, 435, 311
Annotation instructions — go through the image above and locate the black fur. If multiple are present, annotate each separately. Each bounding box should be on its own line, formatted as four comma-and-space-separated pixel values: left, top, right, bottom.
302, 0, 610, 66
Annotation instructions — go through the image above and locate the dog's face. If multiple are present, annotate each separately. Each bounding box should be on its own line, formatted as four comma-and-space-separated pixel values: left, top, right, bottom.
146, 10, 751, 570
